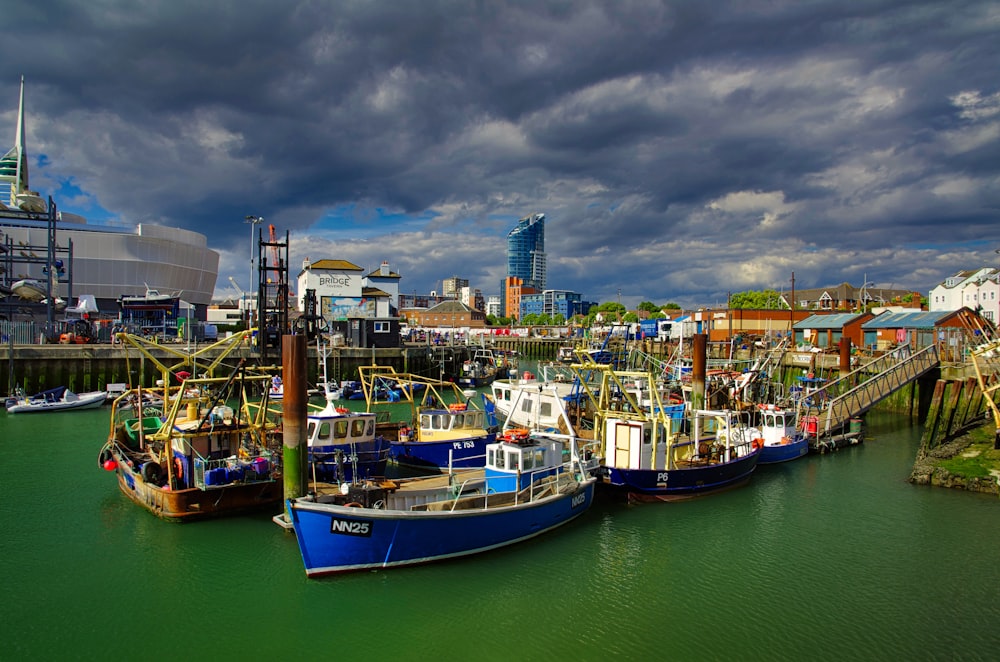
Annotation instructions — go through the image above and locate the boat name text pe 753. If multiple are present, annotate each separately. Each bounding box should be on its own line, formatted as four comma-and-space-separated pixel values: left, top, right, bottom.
452, 441, 476, 449
329, 518, 373, 537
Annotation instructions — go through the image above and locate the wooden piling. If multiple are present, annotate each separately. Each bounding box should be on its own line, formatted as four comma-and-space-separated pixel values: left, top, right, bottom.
692, 333, 706, 411
282, 335, 309, 515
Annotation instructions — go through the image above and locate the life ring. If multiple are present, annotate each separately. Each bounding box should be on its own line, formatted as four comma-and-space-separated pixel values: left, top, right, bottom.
335, 407, 350, 414
174, 457, 184, 480
344, 502, 363, 508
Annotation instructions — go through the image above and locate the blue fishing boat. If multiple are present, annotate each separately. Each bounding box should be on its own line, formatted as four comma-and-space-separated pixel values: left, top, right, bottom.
307, 399, 389, 483
753, 404, 809, 465
597, 407, 761, 501
286, 431, 597, 577
359, 366, 496, 471
389, 401, 496, 469
570, 363, 760, 501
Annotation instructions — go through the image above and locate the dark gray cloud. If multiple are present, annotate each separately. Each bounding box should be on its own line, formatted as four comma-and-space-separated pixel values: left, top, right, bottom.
3, 0, 998, 308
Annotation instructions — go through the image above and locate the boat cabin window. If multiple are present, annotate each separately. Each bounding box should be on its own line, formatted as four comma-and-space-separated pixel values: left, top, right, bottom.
422, 414, 447, 430
507, 450, 520, 471
520, 400, 533, 413
334, 420, 349, 440
366, 420, 374, 435
534, 448, 546, 467
494, 448, 506, 469
451, 412, 481, 429
311, 421, 332, 443
351, 419, 366, 437
644, 428, 652, 445
522, 450, 535, 470
539, 402, 552, 417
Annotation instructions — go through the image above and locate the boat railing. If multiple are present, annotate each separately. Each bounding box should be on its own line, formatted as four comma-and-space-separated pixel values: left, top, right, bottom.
446, 448, 487, 476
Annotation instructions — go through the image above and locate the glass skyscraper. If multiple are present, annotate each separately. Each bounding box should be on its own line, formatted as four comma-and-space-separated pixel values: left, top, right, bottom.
506, 213, 546, 290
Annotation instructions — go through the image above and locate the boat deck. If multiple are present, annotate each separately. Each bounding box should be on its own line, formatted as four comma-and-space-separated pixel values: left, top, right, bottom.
310, 468, 486, 497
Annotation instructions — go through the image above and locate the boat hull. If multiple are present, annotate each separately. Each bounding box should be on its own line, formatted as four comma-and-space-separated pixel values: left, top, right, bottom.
309, 438, 390, 483
109, 447, 283, 521
288, 480, 595, 577
388, 433, 495, 470
6, 389, 107, 413
601, 450, 760, 501
455, 375, 496, 389
758, 438, 809, 465
11, 278, 45, 302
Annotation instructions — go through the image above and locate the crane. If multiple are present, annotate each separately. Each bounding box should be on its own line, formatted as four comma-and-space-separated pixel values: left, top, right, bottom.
228, 276, 250, 321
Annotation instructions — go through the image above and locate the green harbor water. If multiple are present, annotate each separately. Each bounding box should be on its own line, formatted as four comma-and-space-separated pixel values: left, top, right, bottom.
2, 393, 999, 660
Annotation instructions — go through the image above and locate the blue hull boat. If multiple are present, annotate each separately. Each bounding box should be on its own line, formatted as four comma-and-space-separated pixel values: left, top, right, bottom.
288, 433, 596, 577
388, 431, 495, 470
758, 438, 809, 464
753, 404, 810, 466
307, 402, 390, 482
589, 395, 763, 501
309, 441, 390, 482
603, 450, 760, 500
356, 366, 497, 471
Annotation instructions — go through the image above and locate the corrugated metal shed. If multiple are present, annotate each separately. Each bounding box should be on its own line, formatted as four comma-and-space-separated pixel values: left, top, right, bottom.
861, 310, 954, 329
793, 313, 864, 329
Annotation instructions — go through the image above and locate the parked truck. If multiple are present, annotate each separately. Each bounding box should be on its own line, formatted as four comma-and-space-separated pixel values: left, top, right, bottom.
639, 317, 695, 341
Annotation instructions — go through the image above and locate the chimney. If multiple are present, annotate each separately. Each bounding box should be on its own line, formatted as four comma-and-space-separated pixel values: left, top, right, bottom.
380, 260, 390, 276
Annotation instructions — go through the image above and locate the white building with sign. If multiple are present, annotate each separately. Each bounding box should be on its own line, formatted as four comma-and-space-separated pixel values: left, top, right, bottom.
297, 258, 398, 321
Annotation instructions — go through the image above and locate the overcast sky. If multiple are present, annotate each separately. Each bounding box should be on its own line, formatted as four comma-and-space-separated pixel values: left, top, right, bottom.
3, 1, 999, 309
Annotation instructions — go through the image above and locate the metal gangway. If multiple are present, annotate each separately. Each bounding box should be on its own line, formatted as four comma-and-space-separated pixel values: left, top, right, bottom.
796, 344, 940, 445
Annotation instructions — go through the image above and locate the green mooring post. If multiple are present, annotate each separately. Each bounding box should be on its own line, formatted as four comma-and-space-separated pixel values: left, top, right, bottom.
282, 334, 309, 517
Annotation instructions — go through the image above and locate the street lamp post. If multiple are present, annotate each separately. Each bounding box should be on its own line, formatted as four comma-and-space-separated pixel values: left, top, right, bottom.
244, 215, 263, 327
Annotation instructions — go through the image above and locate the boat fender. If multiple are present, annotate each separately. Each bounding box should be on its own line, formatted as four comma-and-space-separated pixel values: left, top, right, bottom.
344, 502, 363, 508
335, 407, 350, 415
751, 439, 762, 451
174, 457, 184, 480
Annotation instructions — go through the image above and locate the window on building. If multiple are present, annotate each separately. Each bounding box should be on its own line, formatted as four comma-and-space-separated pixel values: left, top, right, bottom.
374, 321, 389, 333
